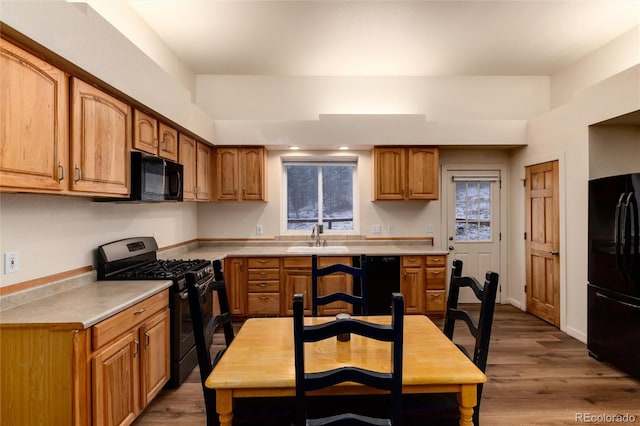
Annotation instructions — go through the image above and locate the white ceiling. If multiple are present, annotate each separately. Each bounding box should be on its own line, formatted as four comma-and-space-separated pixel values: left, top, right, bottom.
122, 0, 640, 76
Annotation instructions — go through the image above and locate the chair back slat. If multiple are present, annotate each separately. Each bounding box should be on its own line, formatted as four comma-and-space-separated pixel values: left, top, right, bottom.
312, 254, 368, 316
293, 292, 404, 426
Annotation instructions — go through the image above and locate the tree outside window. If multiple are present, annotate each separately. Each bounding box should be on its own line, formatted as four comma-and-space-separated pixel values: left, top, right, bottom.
285, 162, 355, 232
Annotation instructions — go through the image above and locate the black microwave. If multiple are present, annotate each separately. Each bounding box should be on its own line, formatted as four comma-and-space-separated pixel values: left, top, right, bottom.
130, 151, 183, 202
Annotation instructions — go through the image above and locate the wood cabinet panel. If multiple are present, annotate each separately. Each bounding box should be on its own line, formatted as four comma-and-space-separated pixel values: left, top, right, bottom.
282, 268, 312, 316
178, 134, 197, 200
425, 290, 446, 314
196, 142, 212, 201
70, 78, 131, 196
157, 123, 178, 162
225, 257, 246, 315
141, 309, 170, 405
247, 293, 280, 315
92, 329, 140, 426
133, 110, 178, 162
373, 147, 439, 201
0, 38, 69, 192
401, 266, 424, 314
215, 146, 266, 201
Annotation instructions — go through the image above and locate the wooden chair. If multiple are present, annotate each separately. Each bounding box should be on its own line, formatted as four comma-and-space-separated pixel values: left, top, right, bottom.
402, 259, 499, 426
293, 292, 404, 426
311, 254, 368, 316
186, 261, 294, 426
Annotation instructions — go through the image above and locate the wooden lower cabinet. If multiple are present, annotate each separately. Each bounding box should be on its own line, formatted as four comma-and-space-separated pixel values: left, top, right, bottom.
93, 308, 169, 426
0, 289, 169, 426
401, 256, 425, 314
247, 257, 280, 316
425, 255, 447, 316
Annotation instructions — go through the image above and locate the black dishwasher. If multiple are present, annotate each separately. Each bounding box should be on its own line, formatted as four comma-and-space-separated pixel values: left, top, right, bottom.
353, 256, 401, 315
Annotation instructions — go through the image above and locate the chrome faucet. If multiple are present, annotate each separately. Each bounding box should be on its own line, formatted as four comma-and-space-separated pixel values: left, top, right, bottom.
310, 223, 325, 247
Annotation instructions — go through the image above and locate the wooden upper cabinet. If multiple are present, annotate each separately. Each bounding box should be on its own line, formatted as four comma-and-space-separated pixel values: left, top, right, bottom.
373, 147, 406, 200
178, 134, 197, 200
70, 78, 131, 196
0, 38, 69, 193
215, 146, 266, 201
407, 147, 439, 200
196, 142, 212, 201
133, 109, 178, 162
373, 146, 439, 201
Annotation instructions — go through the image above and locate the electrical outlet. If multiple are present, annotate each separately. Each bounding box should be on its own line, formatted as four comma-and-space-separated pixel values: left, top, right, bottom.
4, 252, 19, 274
426, 224, 434, 233
371, 224, 381, 234
256, 224, 264, 236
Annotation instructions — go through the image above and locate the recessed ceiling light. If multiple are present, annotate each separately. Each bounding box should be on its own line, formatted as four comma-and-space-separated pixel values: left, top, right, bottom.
338, 146, 350, 150
289, 146, 300, 150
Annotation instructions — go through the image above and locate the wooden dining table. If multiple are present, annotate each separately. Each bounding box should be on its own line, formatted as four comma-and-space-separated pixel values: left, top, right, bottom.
205, 315, 487, 426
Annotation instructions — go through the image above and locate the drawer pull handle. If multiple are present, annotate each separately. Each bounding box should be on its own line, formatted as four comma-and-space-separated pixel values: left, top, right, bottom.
133, 339, 139, 356
133, 308, 146, 315
431, 271, 441, 275
259, 283, 268, 287
258, 260, 268, 263
145, 332, 150, 348
259, 272, 268, 276
259, 296, 269, 300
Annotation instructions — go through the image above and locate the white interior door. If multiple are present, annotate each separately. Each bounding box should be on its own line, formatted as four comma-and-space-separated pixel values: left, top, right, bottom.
445, 170, 501, 303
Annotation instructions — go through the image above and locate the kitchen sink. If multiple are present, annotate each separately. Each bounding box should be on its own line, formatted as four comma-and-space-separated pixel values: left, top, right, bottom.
286, 245, 350, 254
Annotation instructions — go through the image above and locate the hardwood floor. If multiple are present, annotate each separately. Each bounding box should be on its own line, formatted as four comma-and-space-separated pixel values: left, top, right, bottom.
134, 305, 640, 425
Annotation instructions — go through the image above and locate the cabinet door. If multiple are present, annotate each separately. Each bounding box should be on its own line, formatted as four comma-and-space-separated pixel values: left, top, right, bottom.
317, 273, 353, 316
133, 109, 158, 155
1, 38, 69, 192
178, 134, 197, 200
141, 309, 170, 406
373, 147, 405, 200
240, 147, 266, 201
215, 147, 239, 201
196, 142, 212, 200
401, 267, 424, 314
407, 147, 439, 200
282, 269, 312, 316
93, 330, 140, 426
70, 78, 131, 196
158, 122, 178, 162
225, 257, 246, 315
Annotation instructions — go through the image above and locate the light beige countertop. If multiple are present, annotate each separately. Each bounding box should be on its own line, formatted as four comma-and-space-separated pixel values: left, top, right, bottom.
178, 241, 448, 262
0, 279, 172, 329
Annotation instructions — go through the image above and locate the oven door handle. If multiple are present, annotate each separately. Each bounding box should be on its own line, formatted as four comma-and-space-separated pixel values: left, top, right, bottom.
179, 289, 189, 300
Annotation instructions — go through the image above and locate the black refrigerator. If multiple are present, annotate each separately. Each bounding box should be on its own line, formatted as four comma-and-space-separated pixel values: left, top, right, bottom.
588, 173, 640, 379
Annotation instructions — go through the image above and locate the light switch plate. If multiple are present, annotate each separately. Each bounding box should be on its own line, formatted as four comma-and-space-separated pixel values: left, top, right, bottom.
4, 252, 19, 274
371, 224, 381, 234
256, 224, 264, 236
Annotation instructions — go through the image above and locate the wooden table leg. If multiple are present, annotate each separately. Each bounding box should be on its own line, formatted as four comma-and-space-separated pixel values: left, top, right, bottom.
216, 389, 233, 426
458, 384, 478, 426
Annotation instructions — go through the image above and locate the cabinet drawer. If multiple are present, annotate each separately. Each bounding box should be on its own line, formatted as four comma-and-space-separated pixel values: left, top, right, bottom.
426, 255, 447, 267
248, 269, 280, 281
425, 267, 446, 289
248, 281, 280, 292
283, 257, 312, 268
402, 256, 424, 268
93, 289, 168, 350
247, 293, 280, 315
318, 257, 352, 267
247, 258, 280, 268
425, 290, 446, 313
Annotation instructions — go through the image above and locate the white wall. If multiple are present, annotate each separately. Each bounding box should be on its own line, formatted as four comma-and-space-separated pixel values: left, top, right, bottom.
197, 148, 510, 245
197, 75, 548, 148
508, 65, 640, 343
551, 26, 640, 109
0, 194, 198, 287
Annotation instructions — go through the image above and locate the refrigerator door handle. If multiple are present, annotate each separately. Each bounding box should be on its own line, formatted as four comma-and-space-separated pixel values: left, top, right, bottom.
596, 291, 640, 311
615, 193, 626, 246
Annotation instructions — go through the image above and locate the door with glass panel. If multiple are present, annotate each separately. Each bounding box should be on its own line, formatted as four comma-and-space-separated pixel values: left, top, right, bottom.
446, 170, 501, 303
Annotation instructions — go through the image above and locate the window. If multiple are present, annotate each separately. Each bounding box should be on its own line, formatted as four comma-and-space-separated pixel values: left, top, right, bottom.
455, 180, 492, 241
283, 160, 357, 233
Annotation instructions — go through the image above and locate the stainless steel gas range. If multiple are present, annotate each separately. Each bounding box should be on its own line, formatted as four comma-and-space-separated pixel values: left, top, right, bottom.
97, 236, 214, 387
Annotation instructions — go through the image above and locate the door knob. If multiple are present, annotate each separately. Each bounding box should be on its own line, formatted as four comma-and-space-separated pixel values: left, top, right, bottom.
448, 245, 455, 251
448, 236, 454, 241
549, 250, 559, 255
